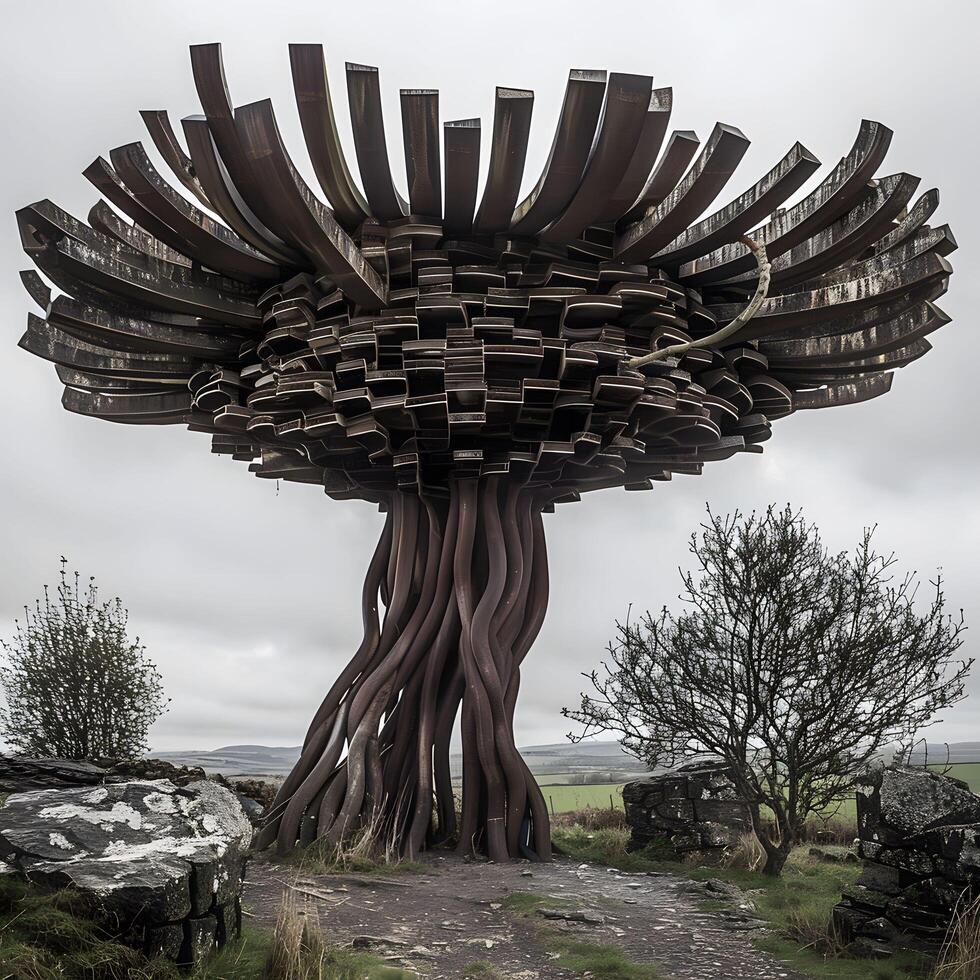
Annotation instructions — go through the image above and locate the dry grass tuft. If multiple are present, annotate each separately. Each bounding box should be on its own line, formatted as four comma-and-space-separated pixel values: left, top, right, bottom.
782, 906, 850, 959
289, 808, 421, 876
267, 891, 326, 980
935, 891, 980, 980
720, 831, 766, 872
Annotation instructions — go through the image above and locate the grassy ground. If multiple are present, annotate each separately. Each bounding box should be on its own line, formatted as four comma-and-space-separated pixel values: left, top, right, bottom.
0, 876, 405, 980
498, 892, 662, 979
553, 826, 934, 980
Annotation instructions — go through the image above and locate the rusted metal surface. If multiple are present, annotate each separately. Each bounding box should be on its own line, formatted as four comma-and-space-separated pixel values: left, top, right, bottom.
14, 45, 957, 862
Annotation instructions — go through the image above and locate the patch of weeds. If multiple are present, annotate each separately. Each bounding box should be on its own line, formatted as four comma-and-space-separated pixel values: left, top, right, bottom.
547, 934, 661, 979
498, 891, 572, 914
266, 889, 413, 980
498, 890, 660, 979
274, 826, 426, 877
553, 826, 671, 872
0, 875, 173, 980
191, 926, 274, 978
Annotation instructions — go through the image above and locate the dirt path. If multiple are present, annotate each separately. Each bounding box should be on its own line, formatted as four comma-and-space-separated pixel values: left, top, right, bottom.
245, 853, 804, 979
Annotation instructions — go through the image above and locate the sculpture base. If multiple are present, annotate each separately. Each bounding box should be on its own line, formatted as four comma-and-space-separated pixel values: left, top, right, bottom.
257, 477, 552, 862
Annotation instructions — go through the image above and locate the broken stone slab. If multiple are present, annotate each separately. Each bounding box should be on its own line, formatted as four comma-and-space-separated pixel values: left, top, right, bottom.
834, 763, 980, 955
0, 756, 108, 793
352, 935, 411, 949
537, 908, 606, 925
0, 778, 251, 964
0, 755, 208, 794
857, 764, 980, 840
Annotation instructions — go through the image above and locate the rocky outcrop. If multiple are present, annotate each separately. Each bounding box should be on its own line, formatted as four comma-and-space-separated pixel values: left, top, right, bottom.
213, 774, 276, 827
0, 778, 252, 965
0, 755, 206, 793
622, 762, 753, 861
832, 764, 980, 955
0, 756, 109, 792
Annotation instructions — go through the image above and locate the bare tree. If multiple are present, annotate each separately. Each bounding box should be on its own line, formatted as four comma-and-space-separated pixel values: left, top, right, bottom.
0, 559, 169, 760
564, 506, 971, 876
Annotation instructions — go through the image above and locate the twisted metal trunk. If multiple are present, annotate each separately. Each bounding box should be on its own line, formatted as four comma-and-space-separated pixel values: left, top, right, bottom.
256, 477, 552, 861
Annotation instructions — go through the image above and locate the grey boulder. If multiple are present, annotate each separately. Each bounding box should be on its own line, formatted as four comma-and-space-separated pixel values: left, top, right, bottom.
0, 778, 252, 964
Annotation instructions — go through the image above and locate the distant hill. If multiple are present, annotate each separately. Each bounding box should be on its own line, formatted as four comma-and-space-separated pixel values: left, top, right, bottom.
150, 744, 301, 776
906, 742, 980, 765
151, 740, 646, 779
152, 739, 977, 780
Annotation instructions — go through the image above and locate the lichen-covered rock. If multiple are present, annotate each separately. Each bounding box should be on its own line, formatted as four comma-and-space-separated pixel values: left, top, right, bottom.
833, 764, 980, 955
622, 762, 753, 861
0, 778, 251, 964
858, 764, 980, 841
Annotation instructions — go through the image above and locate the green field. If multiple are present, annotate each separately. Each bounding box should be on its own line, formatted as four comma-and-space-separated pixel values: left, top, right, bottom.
932, 761, 980, 790
534, 762, 980, 817
538, 782, 625, 813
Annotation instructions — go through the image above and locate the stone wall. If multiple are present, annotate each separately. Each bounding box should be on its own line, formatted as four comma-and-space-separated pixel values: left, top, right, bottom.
622, 761, 753, 861
0, 778, 252, 966
833, 764, 980, 954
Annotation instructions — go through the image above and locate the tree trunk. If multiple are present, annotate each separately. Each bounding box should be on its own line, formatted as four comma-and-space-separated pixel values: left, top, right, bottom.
758, 809, 796, 877
761, 841, 792, 876
255, 477, 553, 862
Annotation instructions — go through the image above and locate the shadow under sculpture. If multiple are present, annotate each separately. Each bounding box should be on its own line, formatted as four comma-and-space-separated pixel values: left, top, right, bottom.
14, 44, 957, 861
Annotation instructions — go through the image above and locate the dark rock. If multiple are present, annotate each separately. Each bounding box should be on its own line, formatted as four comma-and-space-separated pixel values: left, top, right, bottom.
831, 903, 870, 944
0, 778, 251, 964
653, 799, 695, 824
0, 755, 211, 795
537, 908, 606, 925
693, 799, 752, 826
857, 916, 898, 943
215, 898, 241, 945
833, 763, 980, 956
236, 794, 266, 827
855, 862, 901, 896
183, 914, 218, 965
225, 777, 277, 808
623, 762, 752, 861
0, 756, 107, 793
104, 759, 207, 787
145, 922, 185, 960
849, 937, 896, 960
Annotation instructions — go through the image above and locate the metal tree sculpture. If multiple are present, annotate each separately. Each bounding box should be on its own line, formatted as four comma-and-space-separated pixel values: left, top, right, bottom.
15, 45, 956, 861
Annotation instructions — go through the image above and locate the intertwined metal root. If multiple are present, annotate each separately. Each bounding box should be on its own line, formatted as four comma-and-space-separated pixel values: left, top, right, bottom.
256, 477, 552, 861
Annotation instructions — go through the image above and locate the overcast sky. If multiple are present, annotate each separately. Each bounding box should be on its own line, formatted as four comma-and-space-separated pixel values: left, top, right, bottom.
1, 0, 977, 753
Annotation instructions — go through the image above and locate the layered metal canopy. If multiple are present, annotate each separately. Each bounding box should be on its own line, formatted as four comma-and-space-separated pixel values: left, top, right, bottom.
17, 44, 956, 504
